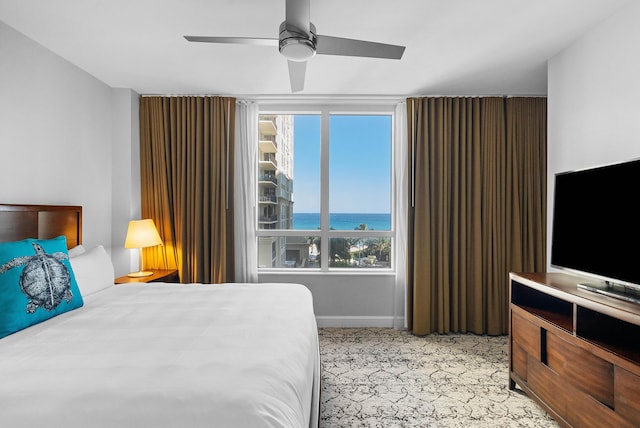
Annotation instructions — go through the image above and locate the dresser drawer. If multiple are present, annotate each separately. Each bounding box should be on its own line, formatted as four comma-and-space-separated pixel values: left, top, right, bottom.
546, 330, 614, 407
528, 356, 633, 428
615, 366, 640, 426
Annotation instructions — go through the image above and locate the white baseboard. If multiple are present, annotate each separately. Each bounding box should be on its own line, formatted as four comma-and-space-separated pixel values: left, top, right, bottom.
316, 316, 400, 328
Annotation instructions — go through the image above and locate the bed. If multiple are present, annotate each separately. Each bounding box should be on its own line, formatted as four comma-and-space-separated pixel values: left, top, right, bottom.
0, 204, 320, 428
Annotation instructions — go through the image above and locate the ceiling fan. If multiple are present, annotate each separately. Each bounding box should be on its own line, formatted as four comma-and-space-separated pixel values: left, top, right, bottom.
184, 0, 406, 92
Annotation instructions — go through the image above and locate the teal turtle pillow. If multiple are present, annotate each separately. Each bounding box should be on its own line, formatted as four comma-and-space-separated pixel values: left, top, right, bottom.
0, 236, 84, 338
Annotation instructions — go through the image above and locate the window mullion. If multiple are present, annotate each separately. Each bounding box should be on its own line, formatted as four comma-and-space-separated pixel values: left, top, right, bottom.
320, 109, 330, 271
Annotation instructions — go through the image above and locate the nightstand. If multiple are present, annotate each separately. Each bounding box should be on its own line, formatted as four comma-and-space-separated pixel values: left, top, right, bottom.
115, 269, 179, 284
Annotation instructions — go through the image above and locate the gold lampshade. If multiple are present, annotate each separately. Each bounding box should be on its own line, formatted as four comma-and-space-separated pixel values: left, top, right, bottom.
125, 219, 163, 277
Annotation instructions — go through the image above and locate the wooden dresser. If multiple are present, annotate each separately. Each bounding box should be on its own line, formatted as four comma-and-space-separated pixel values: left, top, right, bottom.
509, 272, 640, 428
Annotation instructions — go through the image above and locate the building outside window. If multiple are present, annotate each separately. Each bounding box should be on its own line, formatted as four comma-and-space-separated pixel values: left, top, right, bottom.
257, 107, 394, 271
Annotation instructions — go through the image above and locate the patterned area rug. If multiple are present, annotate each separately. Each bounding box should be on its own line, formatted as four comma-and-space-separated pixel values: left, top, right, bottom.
319, 328, 559, 427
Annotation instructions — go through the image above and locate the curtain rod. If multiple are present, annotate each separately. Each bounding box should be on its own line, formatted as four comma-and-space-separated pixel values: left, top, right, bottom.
140, 94, 548, 101
140, 94, 232, 97
408, 94, 547, 98
140, 94, 546, 101
140, 94, 405, 102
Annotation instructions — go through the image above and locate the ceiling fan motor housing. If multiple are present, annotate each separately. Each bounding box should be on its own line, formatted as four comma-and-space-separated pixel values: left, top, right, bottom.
279, 21, 317, 61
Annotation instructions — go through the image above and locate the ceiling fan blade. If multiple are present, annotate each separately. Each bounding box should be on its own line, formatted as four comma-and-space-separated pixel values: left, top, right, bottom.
184, 36, 278, 47
316, 35, 405, 59
285, 0, 310, 33
287, 60, 306, 92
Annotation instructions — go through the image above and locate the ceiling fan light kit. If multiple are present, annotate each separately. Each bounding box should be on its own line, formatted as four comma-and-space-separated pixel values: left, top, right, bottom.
184, 0, 405, 92
279, 22, 317, 62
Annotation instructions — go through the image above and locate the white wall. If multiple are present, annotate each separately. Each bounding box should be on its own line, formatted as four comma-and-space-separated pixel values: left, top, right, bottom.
111, 89, 141, 276
547, 2, 640, 267
0, 20, 138, 275
259, 272, 400, 327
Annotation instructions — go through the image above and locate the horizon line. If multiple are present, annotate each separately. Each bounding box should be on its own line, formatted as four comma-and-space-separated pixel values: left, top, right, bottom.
294, 212, 391, 215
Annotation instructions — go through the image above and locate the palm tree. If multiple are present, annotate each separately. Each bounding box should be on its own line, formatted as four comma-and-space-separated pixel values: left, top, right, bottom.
328, 237, 352, 266
351, 223, 368, 264
377, 238, 391, 261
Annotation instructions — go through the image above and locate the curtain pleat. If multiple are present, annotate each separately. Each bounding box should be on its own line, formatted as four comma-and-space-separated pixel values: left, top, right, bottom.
139, 96, 236, 284
393, 102, 409, 329
233, 101, 259, 283
481, 98, 507, 334
407, 96, 546, 335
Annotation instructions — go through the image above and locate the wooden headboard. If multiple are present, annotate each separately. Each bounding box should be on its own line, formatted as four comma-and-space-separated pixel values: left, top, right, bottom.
0, 204, 82, 249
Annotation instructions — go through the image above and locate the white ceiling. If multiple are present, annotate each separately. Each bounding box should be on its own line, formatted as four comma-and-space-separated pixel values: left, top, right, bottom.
0, 0, 630, 97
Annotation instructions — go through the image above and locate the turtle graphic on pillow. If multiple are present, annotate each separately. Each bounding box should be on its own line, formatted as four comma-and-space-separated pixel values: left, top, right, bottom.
0, 242, 73, 313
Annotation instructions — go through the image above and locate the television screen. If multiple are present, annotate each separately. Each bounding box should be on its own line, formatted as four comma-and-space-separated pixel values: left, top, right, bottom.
551, 158, 640, 291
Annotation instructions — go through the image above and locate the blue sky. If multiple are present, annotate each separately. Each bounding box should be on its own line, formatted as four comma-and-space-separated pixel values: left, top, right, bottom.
292, 114, 391, 214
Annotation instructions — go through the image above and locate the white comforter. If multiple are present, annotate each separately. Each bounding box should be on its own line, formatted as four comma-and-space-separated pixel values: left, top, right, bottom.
0, 282, 320, 428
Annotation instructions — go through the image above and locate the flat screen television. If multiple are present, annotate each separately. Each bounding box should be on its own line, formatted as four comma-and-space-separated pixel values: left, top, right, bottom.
551, 158, 640, 304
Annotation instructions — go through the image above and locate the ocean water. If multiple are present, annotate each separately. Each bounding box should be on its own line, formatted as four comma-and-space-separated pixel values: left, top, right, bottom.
293, 213, 391, 231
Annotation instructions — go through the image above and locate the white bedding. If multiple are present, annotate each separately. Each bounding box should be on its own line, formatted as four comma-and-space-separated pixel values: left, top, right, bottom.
0, 282, 320, 428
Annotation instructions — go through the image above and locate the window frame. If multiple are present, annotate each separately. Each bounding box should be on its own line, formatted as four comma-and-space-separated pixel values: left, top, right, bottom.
256, 103, 397, 273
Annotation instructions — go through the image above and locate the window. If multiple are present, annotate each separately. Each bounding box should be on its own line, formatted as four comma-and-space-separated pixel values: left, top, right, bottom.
257, 106, 394, 271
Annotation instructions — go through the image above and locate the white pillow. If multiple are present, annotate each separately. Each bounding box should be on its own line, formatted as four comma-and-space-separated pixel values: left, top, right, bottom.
69, 245, 115, 296
68, 245, 86, 258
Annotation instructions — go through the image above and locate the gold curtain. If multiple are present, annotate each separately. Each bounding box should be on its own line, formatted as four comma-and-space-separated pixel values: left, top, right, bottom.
407, 96, 546, 335
139, 96, 236, 284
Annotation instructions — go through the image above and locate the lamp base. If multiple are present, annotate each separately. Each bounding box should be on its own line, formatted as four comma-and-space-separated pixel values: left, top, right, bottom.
127, 271, 154, 278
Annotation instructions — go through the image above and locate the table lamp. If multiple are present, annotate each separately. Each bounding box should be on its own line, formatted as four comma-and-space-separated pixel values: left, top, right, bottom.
124, 219, 163, 277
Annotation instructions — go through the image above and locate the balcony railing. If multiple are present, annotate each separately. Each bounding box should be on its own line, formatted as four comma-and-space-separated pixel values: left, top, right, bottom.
277, 189, 291, 200
259, 153, 277, 168
258, 175, 277, 185
259, 215, 278, 223
259, 195, 277, 203
261, 135, 276, 143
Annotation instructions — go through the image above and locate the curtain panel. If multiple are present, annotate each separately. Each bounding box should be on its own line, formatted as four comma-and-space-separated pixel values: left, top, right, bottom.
233, 100, 259, 283
407, 97, 546, 335
394, 102, 409, 329
139, 96, 236, 284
